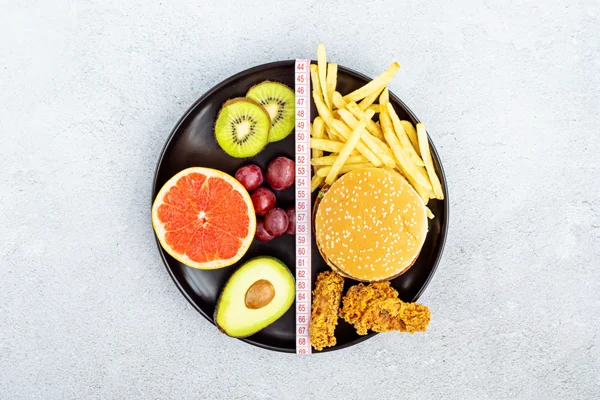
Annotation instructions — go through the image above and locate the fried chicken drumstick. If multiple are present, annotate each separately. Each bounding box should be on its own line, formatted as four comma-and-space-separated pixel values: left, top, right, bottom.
309, 271, 345, 351
339, 281, 430, 335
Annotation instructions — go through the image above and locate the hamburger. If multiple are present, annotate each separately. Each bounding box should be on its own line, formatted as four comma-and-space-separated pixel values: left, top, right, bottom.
314, 168, 428, 282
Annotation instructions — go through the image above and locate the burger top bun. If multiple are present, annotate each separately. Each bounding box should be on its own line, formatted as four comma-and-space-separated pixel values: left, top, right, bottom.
315, 168, 428, 282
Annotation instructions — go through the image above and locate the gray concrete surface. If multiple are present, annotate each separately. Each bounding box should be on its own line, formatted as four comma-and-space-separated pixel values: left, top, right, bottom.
1, 1, 599, 399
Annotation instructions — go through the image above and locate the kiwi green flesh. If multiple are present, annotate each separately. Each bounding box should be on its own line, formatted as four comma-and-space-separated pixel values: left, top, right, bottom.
246, 82, 295, 143
214, 99, 270, 158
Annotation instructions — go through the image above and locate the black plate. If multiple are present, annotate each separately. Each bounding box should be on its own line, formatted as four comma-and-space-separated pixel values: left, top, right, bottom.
152, 60, 449, 353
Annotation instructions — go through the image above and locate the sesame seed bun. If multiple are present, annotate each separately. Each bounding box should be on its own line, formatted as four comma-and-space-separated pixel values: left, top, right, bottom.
314, 168, 428, 282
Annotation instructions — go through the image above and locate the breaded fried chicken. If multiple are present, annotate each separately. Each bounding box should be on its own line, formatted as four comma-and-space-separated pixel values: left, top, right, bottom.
309, 271, 345, 351
338, 282, 398, 326
357, 298, 430, 335
340, 281, 430, 335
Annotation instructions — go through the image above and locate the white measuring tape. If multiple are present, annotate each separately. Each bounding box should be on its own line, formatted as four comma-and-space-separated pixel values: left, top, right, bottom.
294, 59, 311, 354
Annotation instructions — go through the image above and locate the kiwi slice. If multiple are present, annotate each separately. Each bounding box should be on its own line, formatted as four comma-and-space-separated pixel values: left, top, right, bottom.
246, 81, 295, 143
214, 98, 271, 158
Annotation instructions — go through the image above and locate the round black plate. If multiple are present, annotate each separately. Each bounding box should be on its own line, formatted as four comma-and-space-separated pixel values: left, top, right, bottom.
152, 60, 449, 353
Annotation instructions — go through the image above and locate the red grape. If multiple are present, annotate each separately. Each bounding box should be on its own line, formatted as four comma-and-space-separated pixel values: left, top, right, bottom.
235, 164, 263, 191
285, 207, 295, 235
251, 188, 276, 216
264, 208, 289, 237
255, 218, 274, 242
266, 157, 295, 190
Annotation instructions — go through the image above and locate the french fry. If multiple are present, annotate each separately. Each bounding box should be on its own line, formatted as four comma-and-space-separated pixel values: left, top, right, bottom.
403, 170, 432, 201
328, 126, 346, 142
386, 166, 400, 176
326, 63, 338, 110
332, 91, 347, 109
368, 105, 381, 113
387, 103, 424, 167
325, 109, 375, 185
311, 174, 325, 192
362, 135, 395, 167
330, 127, 338, 141
312, 116, 325, 139
426, 206, 435, 219
416, 123, 444, 200
316, 163, 375, 178
379, 108, 408, 169
367, 134, 396, 163
346, 102, 384, 140
331, 120, 383, 167
395, 168, 431, 201
324, 126, 334, 141
396, 169, 431, 200
312, 117, 325, 161
310, 138, 346, 153
315, 89, 374, 149
337, 109, 365, 132
311, 154, 368, 166
380, 105, 432, 190
315, 89, 347, 142
400, 120, 419, 155
317, 44, 330, 109
335, 111, 395, 167
317, 136, 361, 156
405, 166, 432, 200
343, 62, 400, 103
313, 90, 335, 128
310, 64, 323, 104
379, 89, 421, 163
358, 86, 384, 110
379, 87, 389, 106
373, 88, 401, 163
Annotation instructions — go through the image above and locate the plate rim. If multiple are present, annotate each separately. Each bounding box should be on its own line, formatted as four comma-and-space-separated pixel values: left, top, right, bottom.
151, 60, 450, 353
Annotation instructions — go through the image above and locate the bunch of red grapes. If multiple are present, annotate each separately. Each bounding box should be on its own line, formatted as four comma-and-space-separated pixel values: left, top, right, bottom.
235, 157, 296, 242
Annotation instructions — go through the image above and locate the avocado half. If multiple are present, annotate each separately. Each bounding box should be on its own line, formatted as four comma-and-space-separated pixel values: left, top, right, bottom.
214, 256, 295, 338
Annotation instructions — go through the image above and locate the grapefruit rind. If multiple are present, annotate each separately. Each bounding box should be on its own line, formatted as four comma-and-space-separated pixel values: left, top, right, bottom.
152, 167, 256, 270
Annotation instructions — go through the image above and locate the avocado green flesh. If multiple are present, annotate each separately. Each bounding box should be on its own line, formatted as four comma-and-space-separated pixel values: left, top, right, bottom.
215, 257, 295, 338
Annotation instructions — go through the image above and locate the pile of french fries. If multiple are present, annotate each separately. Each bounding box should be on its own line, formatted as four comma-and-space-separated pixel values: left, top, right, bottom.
309, 44, 444, 218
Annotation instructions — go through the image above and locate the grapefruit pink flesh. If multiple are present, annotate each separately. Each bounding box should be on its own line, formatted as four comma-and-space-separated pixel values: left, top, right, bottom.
152, 168, 255, 269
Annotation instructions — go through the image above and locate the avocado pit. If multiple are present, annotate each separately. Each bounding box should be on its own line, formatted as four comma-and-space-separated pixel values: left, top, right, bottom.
245, 279, 275, 309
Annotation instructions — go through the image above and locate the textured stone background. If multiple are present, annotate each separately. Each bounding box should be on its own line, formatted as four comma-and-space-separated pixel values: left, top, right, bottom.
1, 1, 599, 399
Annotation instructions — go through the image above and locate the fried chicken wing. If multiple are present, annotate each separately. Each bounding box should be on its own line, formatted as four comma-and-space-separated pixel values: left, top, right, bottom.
358, 298, 430, 334
340, 281, 430, 335
339, 282, 398, 326
309, 271, 345, 351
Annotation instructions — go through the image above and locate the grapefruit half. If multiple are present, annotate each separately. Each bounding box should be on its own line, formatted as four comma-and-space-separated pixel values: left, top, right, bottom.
152, 167, 256, 269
